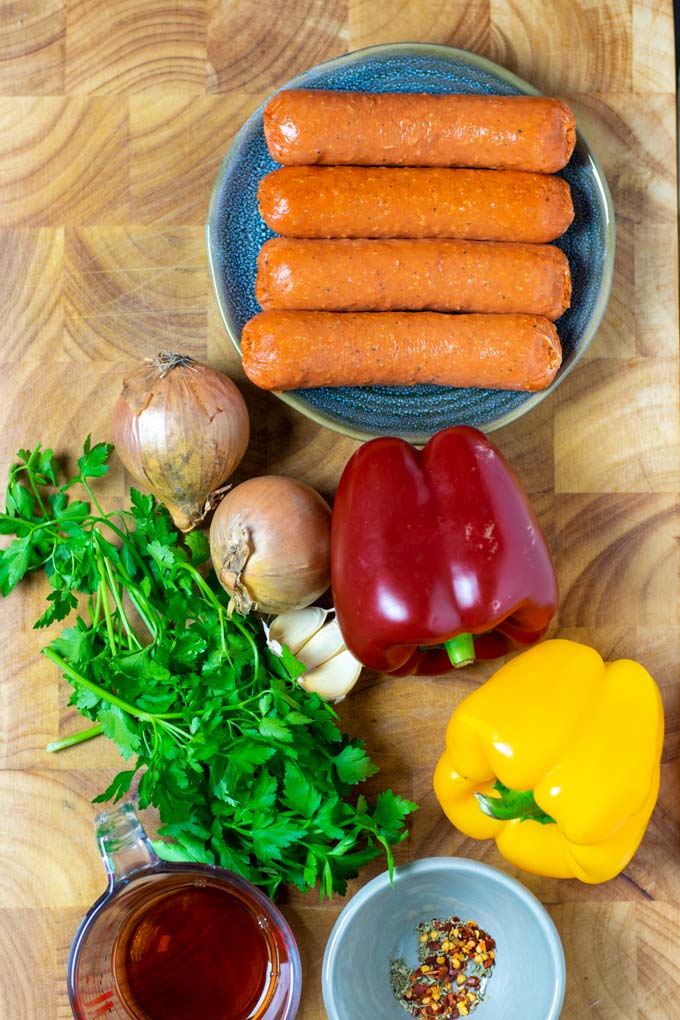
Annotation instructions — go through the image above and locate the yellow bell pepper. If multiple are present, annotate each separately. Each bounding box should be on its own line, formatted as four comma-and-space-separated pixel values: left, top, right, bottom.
434, 639, 664, 883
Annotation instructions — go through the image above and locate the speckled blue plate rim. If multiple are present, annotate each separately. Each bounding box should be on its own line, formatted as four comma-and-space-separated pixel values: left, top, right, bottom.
320, 857, 566, 1020
206, 42, 615, 445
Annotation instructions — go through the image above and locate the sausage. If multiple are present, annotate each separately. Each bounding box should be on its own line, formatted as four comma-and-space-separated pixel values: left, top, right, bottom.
264, 90, 576, 172
257, 167, 574, 243
256, 237, 571, 320
241, 311, 562, 392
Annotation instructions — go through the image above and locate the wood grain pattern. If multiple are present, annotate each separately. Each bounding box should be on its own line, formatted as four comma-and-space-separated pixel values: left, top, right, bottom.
207, 0, 348, 94
0, 229, 64, 360
129, 91, 268, 223
64, 226, 208, 359
349, 0, 491, 54
0, 97, 129, 227
65, 1, 208, 94
0, 2, 678, 1018
0, 0, 65, 95
554, 362, 680, 490
489, 0, 634, 93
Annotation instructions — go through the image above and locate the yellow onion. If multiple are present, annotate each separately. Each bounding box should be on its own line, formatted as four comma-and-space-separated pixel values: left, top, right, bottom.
112, 352, 249, 531
210, 475, 331, 614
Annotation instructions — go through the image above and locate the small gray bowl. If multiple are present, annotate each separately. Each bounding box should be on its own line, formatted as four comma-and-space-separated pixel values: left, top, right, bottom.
322, 857, 565, 1020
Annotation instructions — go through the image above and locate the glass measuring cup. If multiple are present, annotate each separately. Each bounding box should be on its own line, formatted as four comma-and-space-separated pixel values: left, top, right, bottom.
68, 802, 301, 1020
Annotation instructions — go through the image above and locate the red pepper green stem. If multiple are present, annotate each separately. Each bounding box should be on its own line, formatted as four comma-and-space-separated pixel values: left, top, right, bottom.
444, 633, 475, 668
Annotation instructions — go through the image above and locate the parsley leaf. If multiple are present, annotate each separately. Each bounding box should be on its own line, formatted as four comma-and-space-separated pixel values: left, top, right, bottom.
333, 744, 380, 784
76, 436, 114, 482
98, 707, 141, 760
258, 717, 293, 743
92, 769, 138, 804
0, 536, 32, 596
184, 529, 210, 565
283, 764, 323, 818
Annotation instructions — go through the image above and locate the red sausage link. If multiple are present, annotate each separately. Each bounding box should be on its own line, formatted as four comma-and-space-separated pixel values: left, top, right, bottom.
258, 166, 574, 243
256, 237, 571, 319
264, 90, 576, 172
241, 310, 563, 392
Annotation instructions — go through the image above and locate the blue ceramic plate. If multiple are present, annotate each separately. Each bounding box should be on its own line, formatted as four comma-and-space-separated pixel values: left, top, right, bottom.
206, 43, 615, 443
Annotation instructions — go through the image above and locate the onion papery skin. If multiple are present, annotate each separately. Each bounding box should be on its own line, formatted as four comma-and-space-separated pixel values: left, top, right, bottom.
112, 353, 250, 531
210, 475, 332, 615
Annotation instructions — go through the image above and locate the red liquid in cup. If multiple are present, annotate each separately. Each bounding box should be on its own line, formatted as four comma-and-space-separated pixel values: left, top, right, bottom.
112, 879, 276, 1020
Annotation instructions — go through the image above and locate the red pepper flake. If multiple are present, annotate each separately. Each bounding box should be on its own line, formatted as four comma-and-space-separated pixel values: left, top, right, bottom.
390, 916, 496, 1020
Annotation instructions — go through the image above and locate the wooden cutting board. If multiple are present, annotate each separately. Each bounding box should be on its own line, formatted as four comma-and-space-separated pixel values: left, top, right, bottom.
0, 1, 677, 1017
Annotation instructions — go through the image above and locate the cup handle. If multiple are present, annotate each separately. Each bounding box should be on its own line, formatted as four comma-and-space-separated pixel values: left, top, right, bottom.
95, 801, 160, 887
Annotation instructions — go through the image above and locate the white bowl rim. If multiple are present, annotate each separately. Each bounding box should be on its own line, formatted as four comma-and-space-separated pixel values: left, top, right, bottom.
321, 855, 566, 1020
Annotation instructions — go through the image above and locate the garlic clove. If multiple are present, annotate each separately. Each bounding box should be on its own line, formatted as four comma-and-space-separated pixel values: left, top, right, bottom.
299, 648, 363, 701
297, 618, 346, 668
269, 607, 330, 655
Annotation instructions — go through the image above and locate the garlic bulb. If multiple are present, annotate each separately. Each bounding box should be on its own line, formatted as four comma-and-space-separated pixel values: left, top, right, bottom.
268, 608, 362, 702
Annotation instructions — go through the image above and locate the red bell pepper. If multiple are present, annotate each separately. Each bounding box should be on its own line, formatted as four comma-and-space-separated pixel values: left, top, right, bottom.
331, 426, 557, 676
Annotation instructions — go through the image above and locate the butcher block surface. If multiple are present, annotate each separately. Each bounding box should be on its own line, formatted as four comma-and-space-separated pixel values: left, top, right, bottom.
0, 2, 678, 1018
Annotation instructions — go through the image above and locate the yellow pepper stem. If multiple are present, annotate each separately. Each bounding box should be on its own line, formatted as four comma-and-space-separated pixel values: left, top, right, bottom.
476, 780, 556, 825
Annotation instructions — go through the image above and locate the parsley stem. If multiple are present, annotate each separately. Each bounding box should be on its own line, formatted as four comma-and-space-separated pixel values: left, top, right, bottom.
88, 528, 158, 645
96, 513, 156, 584
47, 722, 104, 753
127, 589, 159, 640
217, 608, 228, 656
95, 549, 118, 654
44, 648, 143, 717
18, 453, 49, 516
43, 648, 185, 727
280, 689, 308, 711
221, 821, 254, 837
91, 583, 102, 628
221, 632, 232, 667
7, 516, 57, 537
173, 561, 262, 679
99, 546, 141, 651
161, 721, 191, 743
148, 722, 160, 758
172, 561, 220, 607
27, 472, 49, 517
235, 692, 270, 710
106, 564, 159, 640
81, 477, 107, 521
229, 613, 261, 683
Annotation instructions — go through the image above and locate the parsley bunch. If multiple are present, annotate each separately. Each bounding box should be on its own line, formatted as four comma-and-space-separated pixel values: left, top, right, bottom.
0, 440, 416, 898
